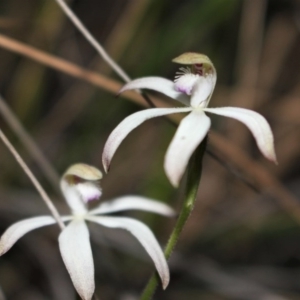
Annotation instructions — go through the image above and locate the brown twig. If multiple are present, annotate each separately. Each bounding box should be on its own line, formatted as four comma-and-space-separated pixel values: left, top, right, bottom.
0, 34, 163, 108
259, 15, 298, 96
235, 0, 267, 88
210, 131, 300, 221
229, 0, 267, 148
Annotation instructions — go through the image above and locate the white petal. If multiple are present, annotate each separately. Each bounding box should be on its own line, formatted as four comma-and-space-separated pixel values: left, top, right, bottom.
89, 196, 175, 216
102, 107, 192, 172
190, 76, 215, 108
119, 77, 190, 106
59, 220, 94, 300
0, 216, 56, 255
174, 73, 200, 95
86, 216, 169, 289
204, 107, 277, 163
60, 179, 88, 214
76, 182, 102, 203
165, 110, 211, 187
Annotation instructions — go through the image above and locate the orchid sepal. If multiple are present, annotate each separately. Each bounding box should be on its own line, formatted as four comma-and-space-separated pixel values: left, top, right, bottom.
204, 107, 277, 163
102, 107, 192, 173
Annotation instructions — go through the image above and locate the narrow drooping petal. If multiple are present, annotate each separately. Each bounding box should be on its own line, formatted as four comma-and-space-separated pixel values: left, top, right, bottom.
86, 216, 170, 289
0, 216, 56, 255
61, 180, 88, 214
89, 196, 175, 216
119, 77, 190, 106
59, 220, 95, 300
102, 107, 192, 172
204, 107, 277, 163
164, 110, 211, 187
190, 76, 215, 108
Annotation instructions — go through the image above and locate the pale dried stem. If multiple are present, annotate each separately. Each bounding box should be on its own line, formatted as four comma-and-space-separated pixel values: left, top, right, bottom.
53, 0, 131, 83
235, 0, 267, 88
8, 0, 68, 121
259, 16, 298, 97
99, 0, 151, 73
0, 129, 65, 230
229, 0, 267, 148
0, 34, 164, 108
0, 94, 60, 191
53, 0, 155, 108
210, 132, 300, 222
0, 34, 139, 103
36, 0, 151, 144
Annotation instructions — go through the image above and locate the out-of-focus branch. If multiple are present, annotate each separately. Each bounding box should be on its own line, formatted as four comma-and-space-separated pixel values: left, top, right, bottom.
53, 0, 131, 83
210, 131, 300, 221
35, 0, 152, 143
235, 0, 267, 88
259, 16, 298, 96
0, 34, 162, 108
0, 94, 60, 192
229, 0, 267, 148
177, 256, 288, 300
98, 0, 151, 73
0, 129, 65, 230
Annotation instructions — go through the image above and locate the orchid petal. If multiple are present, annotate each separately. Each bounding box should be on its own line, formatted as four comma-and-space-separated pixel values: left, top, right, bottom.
165, 110, 211, 187
60, 179, 88, 214
102, 107, 192, 172
190, 76, 215, 108
0, 216, 56, 255
59, 220, 94, 300
119, 77, 190, 106
89, 196, 175, 216
204, 107, 277, 163
86, 216, 169, 289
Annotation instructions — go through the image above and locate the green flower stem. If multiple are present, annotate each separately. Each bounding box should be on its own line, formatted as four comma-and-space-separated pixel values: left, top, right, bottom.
140, 137, 208, 300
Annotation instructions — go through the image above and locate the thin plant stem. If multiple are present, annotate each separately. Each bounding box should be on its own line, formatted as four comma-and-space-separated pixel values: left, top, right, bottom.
52, 0, 157, 108
140, 137, 208, 300
53, 0, 131, 83
0, 94, 60, 192
0, 129, 65, 230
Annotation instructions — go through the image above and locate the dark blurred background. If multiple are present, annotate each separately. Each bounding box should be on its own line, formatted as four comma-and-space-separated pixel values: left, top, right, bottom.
0, 0, 300, 299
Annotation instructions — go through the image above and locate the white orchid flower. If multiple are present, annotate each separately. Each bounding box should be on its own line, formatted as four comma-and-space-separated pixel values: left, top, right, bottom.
0, 163, 174, 300
102, 52, 277, 187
